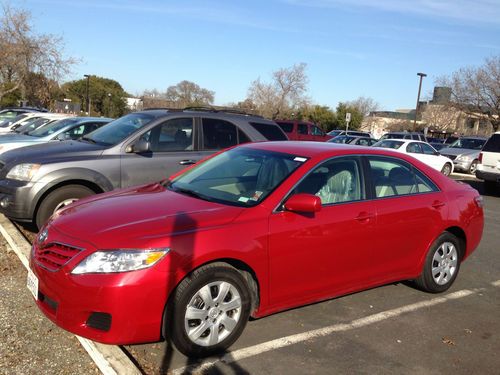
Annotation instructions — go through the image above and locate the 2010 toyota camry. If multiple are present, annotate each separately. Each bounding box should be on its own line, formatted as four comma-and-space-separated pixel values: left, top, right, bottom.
28, 141, 484, 357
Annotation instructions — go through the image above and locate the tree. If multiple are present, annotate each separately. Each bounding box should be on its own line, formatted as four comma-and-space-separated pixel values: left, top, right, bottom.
297, 105, 336, 131
421, 103, 461, 132
247, 63, 309, 119
165, 80, 214, 108
346, 96, 380, 118
333, 103, 363, 129
0, 4, 75, 106
62, 76, 128, 117
437, 55, 500, 131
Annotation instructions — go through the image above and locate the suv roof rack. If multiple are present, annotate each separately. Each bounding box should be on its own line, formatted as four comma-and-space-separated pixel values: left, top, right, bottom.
183, 106, 263, 118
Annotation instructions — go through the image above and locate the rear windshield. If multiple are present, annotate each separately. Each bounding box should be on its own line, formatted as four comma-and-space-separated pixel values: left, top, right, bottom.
249, 122, 288, 141
482, 134, 500, 152
373, 140, 404, 149
28, 118, 79, 137
380, 133, 405, 140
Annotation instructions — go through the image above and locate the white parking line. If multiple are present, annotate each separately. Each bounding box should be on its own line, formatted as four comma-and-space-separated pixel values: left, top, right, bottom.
173, 288, 483, 375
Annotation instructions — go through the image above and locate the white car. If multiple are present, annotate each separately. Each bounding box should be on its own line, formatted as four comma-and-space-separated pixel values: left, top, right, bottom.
476, 132, 500, 191
373, 139, 454, 175
0, 113, 70, 134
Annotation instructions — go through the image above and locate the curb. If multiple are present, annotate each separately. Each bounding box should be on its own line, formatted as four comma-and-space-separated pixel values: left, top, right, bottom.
0, 214, 142, 375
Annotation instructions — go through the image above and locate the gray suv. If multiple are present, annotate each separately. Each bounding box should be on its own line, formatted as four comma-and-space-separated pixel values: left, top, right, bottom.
0, 109, 287, 229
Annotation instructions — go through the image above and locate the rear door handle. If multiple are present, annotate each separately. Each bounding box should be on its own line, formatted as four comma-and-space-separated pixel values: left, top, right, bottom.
179, 159, 197, 165
355, 212, 375, 222
431, 200, 446, 209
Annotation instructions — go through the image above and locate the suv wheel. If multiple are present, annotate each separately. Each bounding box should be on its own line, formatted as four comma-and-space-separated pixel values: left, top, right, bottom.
35, 185, 95, 229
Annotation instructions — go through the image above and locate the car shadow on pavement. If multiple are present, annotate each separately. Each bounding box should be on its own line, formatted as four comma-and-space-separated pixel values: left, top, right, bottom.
455, 179, 499, 198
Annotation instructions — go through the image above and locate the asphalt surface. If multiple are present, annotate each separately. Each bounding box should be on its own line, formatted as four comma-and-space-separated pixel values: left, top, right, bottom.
2, 173, 499, 375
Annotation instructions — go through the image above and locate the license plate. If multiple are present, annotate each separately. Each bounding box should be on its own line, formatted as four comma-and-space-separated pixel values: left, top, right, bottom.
27, 268, 39, 300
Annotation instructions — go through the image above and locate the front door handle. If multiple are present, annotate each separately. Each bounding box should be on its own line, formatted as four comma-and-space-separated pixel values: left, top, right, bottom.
179, 160, 197, 165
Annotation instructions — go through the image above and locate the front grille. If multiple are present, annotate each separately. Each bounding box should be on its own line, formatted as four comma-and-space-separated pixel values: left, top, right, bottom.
39, 292, 58, 312
442, 154, 457, 160
34, 242, 83, 272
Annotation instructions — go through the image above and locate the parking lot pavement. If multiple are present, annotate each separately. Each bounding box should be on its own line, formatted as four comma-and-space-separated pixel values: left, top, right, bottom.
2, 175, 499, 375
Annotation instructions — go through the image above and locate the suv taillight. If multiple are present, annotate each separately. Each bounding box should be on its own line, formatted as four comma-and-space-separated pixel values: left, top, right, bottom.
478, 152, 483, 163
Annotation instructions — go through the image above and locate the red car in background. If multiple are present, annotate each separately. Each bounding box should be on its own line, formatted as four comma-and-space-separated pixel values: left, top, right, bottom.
28, 141, 483, 357
276, 120, 332, 141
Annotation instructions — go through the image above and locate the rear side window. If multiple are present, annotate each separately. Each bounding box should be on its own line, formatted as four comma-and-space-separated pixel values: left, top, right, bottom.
482, 134, 500, 152
368, 157, 438, 198
249, 122, 287, 141
298, 124, 308, 135
277, 122, 293, 133
311, 125, 324, 136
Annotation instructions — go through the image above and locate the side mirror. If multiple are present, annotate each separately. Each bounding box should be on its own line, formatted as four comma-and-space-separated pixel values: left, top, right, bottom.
126, 139, 151, 153
284, 194, 322, 213
56, 133, 71, 141
434, 151, 441, 156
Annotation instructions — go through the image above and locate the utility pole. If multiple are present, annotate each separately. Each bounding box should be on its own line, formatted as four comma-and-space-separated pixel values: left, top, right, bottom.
413, 72, 427, 131
84, 74, 91, 116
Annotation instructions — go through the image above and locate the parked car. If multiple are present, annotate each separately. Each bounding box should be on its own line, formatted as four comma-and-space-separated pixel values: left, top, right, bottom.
439, 136, 488, 174
476, 132, 500, 191
0, 109, 287, 229
0, 107, 47, 121
0, 113, 70, 134
327, 129, 373, 138
0, 117, 111, 155
28, 141, 484, 357
373, 139, 454, 175
380, 132, 427, 142
328, 135, 378, 146
275, 120, 330, 141
429, 142, 446, 151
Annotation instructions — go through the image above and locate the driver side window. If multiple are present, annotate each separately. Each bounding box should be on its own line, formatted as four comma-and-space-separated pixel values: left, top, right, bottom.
140, 118, 193, 152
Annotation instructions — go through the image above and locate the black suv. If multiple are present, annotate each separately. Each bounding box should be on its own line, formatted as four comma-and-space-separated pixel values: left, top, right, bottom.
0, 108, 288, 229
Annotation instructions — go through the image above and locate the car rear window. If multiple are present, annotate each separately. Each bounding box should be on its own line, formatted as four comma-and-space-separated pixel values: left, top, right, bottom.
482, 134, 500, 152
249, 122, 288, 141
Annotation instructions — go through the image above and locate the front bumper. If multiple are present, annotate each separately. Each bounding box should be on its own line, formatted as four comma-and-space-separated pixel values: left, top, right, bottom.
452, 159, 472, 173
29, 226, 173, 345
0, 179, 40, 221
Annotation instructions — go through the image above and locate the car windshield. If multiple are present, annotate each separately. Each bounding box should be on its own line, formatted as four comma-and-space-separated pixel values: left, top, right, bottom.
449, 138, 486, 150
83, 113, 155, 146
329, 135, 354, 144
328, 130, 342, 137
168, 147, 306, 207
27, 118, 79, 138
373, 140, 404, 149
16, 117, 55, 133
0, 114, 27, 128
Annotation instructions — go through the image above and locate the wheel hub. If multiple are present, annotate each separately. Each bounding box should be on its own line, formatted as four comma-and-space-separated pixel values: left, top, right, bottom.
208, 307, 219, 319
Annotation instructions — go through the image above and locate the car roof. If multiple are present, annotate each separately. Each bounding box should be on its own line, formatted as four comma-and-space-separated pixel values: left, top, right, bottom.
241, 141, 405, 159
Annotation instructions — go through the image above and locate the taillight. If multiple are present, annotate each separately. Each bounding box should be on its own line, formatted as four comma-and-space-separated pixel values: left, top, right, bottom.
478, 152, 483, 163
474, 195, 484, 208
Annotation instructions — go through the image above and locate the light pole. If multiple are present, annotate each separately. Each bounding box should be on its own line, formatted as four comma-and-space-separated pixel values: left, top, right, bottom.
83, 74, 90, 116
413, 72, 427, 131
107, 93, 112, 117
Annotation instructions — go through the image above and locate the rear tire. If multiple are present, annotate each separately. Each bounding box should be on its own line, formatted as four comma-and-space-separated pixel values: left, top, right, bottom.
415, 232, 462, 293
165, 263, 251, 357
35, 185, 95, 230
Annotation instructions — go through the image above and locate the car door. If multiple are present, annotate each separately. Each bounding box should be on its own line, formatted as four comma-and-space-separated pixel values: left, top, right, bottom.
268, 156, 377, 305
310, 124, 326, 142
297, 123, 309, 141
120, 117, 203, 187
367, 155, 447, 280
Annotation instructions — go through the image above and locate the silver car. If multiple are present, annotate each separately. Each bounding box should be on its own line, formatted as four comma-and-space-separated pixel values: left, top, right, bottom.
439, 136, 488, 174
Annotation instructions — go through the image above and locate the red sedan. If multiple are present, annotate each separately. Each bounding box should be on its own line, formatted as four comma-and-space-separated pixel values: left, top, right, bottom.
28, 142, 484, 357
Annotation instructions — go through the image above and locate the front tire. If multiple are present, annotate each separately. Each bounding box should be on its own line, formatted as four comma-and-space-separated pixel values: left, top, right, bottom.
441, 163, 452, 176
468, 160, 478, 175
415, 232, 462, 293
35, 185, 95, 230
166, 263, 251, 357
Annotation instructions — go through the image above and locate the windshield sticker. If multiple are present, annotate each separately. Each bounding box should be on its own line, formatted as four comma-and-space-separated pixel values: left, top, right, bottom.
294, 157, 307, 162
238, 197, 250, 203
250, 191, 263, 201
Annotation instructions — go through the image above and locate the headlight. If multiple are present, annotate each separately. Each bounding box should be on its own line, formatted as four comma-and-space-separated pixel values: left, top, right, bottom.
6, 163, 41, 181
71, 248, 170, 274
456, 155, 471, 162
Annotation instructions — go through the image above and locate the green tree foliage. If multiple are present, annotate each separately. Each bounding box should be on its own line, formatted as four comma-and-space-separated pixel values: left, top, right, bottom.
297, 105, 336, 131
333, 103, 364, 130
62, 76, 128, 117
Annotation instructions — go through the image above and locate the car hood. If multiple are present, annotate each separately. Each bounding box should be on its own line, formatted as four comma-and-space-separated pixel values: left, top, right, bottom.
0, 134, 34, 143
0, 140, 106, 165
49, 183, 245, 249
440, 147, 480, 158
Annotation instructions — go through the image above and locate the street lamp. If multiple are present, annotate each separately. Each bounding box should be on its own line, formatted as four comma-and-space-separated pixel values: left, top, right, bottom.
413, 72, 427, 131
107, 93, 112, 117
83, 74, 91, 116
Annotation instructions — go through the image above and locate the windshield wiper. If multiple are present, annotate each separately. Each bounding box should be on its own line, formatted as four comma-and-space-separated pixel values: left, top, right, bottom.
170, 185, 213, 202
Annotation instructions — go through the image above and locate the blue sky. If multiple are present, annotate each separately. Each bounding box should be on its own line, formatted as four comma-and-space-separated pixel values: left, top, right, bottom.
21, 0, 500, 110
